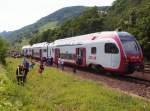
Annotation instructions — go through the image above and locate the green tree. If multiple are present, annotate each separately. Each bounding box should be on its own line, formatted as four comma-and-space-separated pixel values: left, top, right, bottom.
0, 37, 8, 64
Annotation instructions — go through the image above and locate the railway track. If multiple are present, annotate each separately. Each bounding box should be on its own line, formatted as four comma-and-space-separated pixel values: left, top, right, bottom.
77, 66, 150, 86
123, 63, 150, 86
119, 75, 150, 86
143, 63, 150, 73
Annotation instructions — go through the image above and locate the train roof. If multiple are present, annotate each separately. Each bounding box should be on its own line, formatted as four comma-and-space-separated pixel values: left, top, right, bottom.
32, 42, 49, 48
22, 31, 131, 48
48, 42, 54, 47
22, 45, 32, 49
53, 31, 118, 46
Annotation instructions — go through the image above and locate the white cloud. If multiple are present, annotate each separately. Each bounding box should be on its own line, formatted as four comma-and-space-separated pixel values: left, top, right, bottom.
0, 0, 115, 32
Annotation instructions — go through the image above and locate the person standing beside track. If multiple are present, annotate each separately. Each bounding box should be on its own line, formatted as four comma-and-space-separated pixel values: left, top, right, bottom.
16, 65, 25, 85
47, 56, 53, 66
60, 57, 64, 71
50, 56, 53, 66
22, 58, 27, 66
58, 58, 61, 68
22, 58, 30, 82
39, 61, 44, 74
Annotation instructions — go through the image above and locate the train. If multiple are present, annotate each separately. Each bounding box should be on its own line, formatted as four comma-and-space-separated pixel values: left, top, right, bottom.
22, 31, 144, 74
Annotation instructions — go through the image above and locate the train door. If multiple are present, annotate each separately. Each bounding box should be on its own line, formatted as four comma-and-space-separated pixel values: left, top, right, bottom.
76, 48, 86, 66
105, 43, 120, 68
48, 47, 51, 58
39, 49, 42, 60
111, 44, 120, 68
32, 49, 34, 57
104, 43, 112, 67
54, 48, 60, 64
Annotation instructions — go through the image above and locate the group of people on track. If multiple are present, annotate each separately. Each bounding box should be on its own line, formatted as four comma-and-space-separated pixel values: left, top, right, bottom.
16, 57, 53, 85
16, 58, 35, 85
16, 58, 30, 85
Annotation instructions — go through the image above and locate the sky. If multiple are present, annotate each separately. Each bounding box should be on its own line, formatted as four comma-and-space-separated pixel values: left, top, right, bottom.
0, 0, 115, 32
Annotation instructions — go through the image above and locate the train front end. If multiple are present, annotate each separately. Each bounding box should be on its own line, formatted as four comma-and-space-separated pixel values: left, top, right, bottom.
118, 32, 144, 74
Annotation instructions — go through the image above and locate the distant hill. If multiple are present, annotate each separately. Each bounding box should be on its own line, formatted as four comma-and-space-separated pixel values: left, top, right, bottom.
0, 6, 109, 41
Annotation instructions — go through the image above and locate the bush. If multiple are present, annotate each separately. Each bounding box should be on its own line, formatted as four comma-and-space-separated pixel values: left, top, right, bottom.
0, 37, 8, 65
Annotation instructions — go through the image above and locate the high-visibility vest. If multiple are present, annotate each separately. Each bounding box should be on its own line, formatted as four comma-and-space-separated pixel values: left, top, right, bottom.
17, 67, 24, 77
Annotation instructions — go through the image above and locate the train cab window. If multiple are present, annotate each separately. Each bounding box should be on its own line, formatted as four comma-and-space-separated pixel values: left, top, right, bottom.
91, 47, 96, 54
105, 43, 119, 54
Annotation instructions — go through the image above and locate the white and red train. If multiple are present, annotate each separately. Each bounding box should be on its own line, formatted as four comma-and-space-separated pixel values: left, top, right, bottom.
22, 31, 144, 74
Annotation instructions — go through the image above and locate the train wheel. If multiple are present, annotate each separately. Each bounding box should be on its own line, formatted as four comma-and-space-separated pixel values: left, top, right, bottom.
87, 64, 95, 72
88, 64, 104, 73
94, 65, 104, 73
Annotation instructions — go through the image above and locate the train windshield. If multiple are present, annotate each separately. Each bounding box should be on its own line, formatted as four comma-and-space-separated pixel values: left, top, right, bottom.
118, 32, 140, 54
121, 40, 140, 54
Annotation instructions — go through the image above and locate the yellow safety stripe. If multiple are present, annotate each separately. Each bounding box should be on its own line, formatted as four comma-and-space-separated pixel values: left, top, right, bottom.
17, 67, 24, 76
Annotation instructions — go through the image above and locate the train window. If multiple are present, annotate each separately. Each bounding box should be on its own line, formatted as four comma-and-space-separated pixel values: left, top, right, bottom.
91, 47, 96, 54
60, 53, 74, 60
43, 49, 47, 52
121, 40, 140, 54
105, 43, 119, 54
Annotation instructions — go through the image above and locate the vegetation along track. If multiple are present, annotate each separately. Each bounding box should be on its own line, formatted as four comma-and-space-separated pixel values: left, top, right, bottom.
33, 59, 150, 99
51, 63, 150, 99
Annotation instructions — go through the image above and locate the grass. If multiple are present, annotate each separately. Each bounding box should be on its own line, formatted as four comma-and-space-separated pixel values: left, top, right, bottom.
0, 63, 21, 110
1, 57, 150, 111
